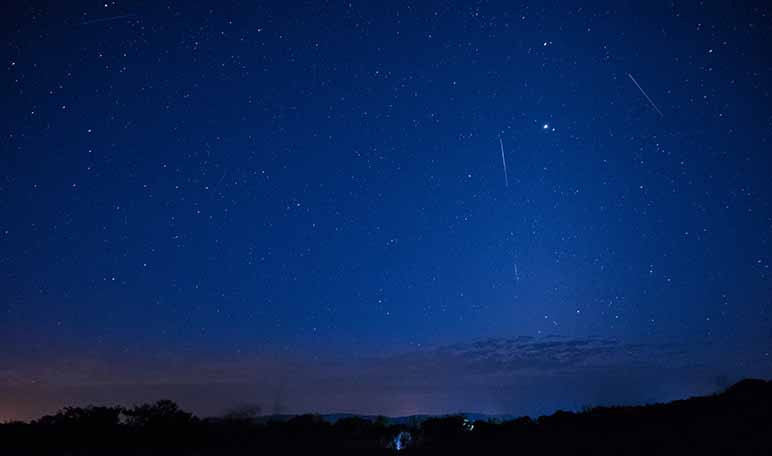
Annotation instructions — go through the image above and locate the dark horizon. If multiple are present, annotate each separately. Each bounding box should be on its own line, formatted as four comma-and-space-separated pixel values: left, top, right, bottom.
5, 376, 771, 424
2, 1, 771, 423
3, 378, 772, 454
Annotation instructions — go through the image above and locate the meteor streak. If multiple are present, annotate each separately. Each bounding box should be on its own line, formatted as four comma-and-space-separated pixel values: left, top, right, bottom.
80, 14, 136, 25
628, 73, 664, 117
499, 137, 509, 187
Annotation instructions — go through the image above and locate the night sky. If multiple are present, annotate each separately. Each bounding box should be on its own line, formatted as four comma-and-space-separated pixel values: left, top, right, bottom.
2, 1, 771, 422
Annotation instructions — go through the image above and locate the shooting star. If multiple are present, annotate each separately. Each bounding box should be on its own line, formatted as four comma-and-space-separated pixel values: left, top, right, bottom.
628, 73, 663, 117
214, 168, 228, 189
499, 137, 509, 187
79, 14, 136, 26
514, 263, 520, 282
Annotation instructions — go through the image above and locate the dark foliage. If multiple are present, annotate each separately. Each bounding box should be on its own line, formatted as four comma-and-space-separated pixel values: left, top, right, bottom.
2, 379, 771, 455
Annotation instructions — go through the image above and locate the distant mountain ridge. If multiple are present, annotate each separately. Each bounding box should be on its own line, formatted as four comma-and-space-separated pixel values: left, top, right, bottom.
218, 378, 772, 426
239, 412, 516, 425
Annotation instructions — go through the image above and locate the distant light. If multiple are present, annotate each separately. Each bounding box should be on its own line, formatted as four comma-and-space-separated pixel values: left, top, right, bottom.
463, 418, 474, 431
543, 123, 549, 130
392, 431, 412, 451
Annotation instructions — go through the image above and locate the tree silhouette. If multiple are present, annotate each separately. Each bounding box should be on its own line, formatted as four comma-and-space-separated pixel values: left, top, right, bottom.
37, 405, 123, 428
222, 403, 262, 422
2, 379, 771, 454
124, 399, 195, 428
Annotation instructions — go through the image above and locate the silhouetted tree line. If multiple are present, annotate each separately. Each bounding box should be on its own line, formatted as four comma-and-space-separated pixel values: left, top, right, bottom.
1, 379, 771, 455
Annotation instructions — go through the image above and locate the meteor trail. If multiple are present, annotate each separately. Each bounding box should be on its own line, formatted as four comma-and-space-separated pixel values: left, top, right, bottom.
628, 73, 664, 117
212, 168, 228, 191
499, 137, 509, 187
79, 14, 136, 25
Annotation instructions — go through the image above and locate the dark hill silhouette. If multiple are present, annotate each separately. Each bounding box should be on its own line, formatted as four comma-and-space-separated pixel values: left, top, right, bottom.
1, 379, 771, 454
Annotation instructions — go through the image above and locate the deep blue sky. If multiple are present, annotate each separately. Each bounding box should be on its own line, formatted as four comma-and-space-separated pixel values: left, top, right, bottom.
1, 1, 771, 421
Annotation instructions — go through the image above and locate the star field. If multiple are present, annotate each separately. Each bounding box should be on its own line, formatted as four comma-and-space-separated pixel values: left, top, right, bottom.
1, 1, 771, 420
